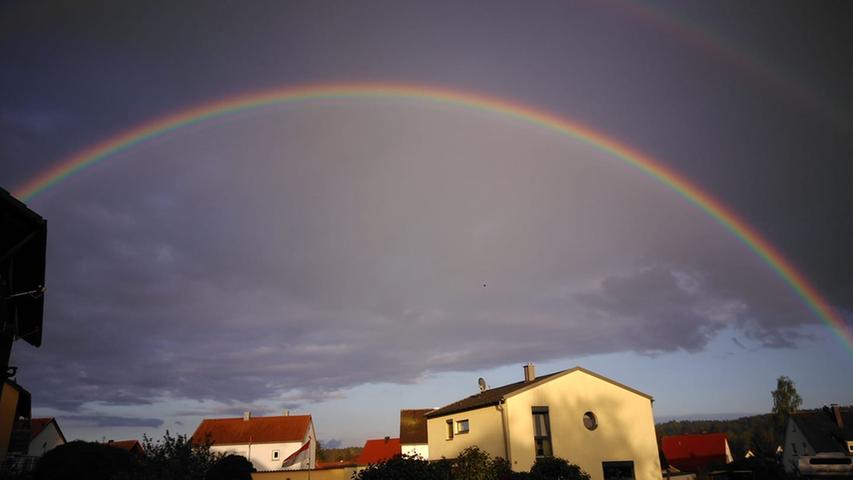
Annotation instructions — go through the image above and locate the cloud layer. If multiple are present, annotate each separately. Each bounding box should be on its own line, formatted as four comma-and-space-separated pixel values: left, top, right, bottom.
12, 103, 820, 414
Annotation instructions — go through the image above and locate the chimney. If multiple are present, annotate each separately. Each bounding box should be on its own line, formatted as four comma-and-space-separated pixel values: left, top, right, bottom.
384, 436, 390, 443
831, 404, 843, 428
523, 362, 536, 383
243, 411, 251, 421
282, 409, 290, 416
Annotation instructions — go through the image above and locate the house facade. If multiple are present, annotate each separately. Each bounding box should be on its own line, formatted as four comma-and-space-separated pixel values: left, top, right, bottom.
425, 364, 662, 480
192, 412, 315, 472
782, 405, 852, 476
400, 409, 432, 459
28, 418, 66, 457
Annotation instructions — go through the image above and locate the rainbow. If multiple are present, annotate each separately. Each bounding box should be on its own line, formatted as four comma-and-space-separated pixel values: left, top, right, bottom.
13, 82, 852, 352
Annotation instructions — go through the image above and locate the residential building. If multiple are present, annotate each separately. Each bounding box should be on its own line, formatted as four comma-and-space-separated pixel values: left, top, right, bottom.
191, 412, 315, 472
28, 418, 66, 456
783, 404, 853, 477
661, 433, 733, 473
425, 364, 662, 480
106, 439, 144, 457
400, 409, 432, 458
356, 437, 400, 465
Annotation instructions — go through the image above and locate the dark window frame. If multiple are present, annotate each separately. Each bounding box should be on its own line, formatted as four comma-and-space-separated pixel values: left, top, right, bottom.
446, 419, 454, 440
532, 406, 552, 458
602, 460, 635, 479
456, 419, 470, 434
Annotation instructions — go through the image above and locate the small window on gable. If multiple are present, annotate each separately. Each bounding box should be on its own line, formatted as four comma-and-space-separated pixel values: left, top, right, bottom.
446, 419, 454, 440
791, 443, 798, 455
272, 450, 280, 461
457, 419, 469, 434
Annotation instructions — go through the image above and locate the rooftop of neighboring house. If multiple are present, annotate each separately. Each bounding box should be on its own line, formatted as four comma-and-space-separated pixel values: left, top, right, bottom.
30, 417, 59, 441
356, 437, 401, 465
425, 365, 652, 418
790, 405, 853, 453
400, 409, 433, 444
191, 412, 312, 445
106, 439, 144, 456
661, 433, 731, 473
662, 433, 730, 459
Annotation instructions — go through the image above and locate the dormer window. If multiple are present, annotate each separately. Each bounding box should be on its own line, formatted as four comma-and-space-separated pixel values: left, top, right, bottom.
272, 450, 280, 461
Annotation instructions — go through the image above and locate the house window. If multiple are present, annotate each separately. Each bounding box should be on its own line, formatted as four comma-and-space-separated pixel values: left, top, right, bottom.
457, 419, 469, 434
848, 441, 853, 453
791, 443, 797, 455
446, 419, 454, 440
532, 407, 552, 458
583, 411, 598, 431
272, 450, 280, 461
603, 461, 635, 480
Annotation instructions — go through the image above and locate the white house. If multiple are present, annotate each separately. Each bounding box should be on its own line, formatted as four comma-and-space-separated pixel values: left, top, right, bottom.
782, 405, 852, 476
191, 412, 316, 472
400, 409, 432, 459
28, 417, 66, 456
425, 364, 662, 480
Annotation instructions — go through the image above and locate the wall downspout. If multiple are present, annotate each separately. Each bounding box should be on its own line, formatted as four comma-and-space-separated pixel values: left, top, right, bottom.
497, 398, 511, 466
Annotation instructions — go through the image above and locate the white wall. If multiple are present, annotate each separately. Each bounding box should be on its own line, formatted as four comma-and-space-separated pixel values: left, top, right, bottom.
783, 418, 813, 473
401, 443, 428, 459
213, 422, 317, 472
28, 423, 64, 456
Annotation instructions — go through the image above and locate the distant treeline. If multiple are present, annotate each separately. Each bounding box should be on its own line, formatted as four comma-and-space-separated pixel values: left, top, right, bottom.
316, 445, 363, 462
656, 413, 780, 457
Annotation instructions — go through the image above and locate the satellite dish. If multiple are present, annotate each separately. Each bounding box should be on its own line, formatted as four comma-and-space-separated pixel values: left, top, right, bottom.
478, 377, 487, 392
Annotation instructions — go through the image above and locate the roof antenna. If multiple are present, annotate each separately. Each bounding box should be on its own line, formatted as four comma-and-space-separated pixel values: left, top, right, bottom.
478, 377, 488, 393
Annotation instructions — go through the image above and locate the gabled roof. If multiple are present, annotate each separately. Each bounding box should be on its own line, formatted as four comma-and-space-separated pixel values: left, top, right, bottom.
107, 439, 144, 456
400, 409, 432, 444
425, 366, 652, 418
191, 415, 311, 445
356, 437, 401, 465
30, 417, 66, 443
662, 433, 730, 473
791, 406, 853, 453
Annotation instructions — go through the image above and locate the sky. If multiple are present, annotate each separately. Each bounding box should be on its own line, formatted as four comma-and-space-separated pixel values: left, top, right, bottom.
1, 0, 852, 447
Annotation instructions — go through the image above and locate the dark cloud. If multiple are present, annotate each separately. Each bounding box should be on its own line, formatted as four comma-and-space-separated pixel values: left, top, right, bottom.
10, 103, 828, 414
61, 415, 163, 428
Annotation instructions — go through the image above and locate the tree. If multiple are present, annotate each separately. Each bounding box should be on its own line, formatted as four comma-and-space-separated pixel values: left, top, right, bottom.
771, 376, 802, 427
140, 430, 221, 480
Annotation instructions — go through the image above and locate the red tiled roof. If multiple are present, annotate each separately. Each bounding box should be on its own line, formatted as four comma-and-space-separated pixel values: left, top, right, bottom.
356, 437, 401, 465
662, 433, 730, 472
108, 440, 143, 453
192, 415, 311, 445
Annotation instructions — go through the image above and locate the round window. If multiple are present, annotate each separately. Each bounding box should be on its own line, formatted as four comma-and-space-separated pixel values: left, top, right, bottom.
583, 411, 598, 430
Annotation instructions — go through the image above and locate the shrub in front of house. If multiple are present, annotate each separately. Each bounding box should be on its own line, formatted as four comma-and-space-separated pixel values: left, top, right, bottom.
352, 454, 444, 480
528, 456, 590, 480
32, 440, 139, 480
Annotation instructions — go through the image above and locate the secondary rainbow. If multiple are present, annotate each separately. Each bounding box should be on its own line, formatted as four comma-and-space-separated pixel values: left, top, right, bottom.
13, 82, 852, 352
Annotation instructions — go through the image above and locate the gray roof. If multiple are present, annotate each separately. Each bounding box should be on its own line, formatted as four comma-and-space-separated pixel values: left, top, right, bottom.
425, 366, 652, 419
791, 406, 853, 454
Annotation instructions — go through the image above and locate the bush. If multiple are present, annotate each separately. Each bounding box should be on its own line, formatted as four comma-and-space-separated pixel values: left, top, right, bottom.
32, 441, 139, 480
205, 454, 254, 480
352, 454, 444, 480
140, 430, 221, 480
529, 457, 590, 480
